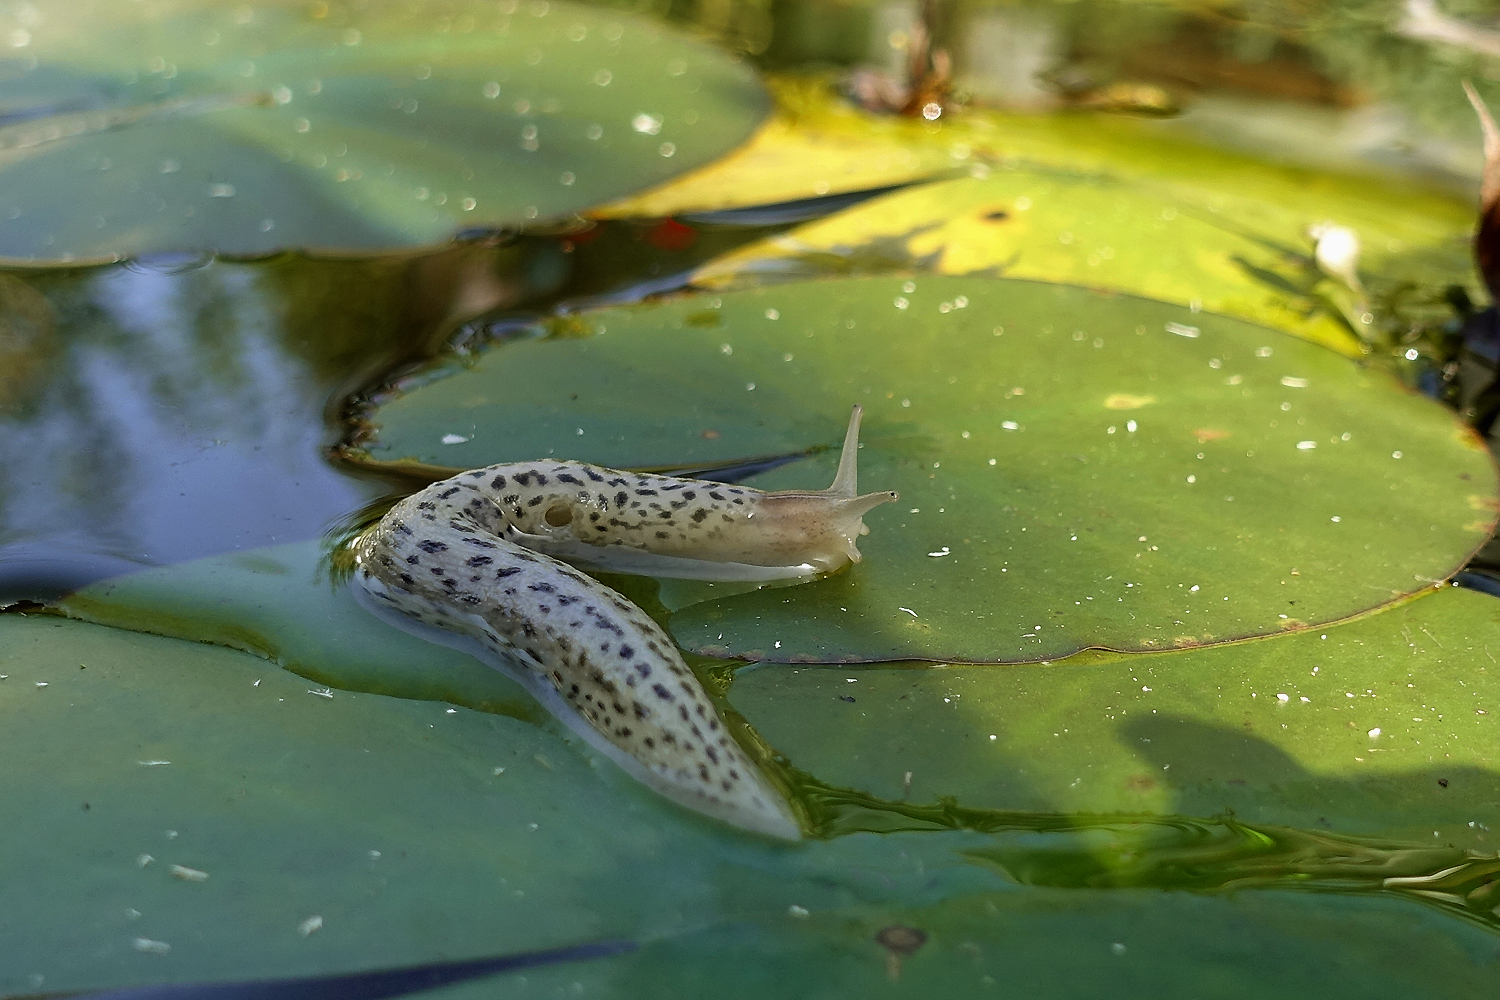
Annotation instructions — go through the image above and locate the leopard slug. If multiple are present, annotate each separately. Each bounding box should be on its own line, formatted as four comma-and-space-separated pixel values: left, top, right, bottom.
349, 406, 896, 839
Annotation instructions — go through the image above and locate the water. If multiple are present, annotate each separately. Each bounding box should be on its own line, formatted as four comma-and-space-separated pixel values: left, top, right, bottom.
5, 1, 1500, 996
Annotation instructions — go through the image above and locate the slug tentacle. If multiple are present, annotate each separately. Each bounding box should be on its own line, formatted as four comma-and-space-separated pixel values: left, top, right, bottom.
349, 406, 896, 838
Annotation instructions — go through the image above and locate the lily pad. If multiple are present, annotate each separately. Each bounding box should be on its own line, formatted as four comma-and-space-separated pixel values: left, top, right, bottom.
737, 584, 1500, 846
356, 276, 1497, 663
54, 540, 1500, 846
694, 170, 1370, 355
57, 541, 530, 714
0, 0, 768, 262
0, 612, 986, 993
9, 616, 1500, 998
593, 78, 972, 220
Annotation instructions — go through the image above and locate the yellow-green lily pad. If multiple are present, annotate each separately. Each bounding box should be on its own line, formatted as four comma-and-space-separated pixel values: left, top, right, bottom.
0, 0, 767, 262
694, 169, 1370, 355
356, 276, 1498, 663
592, 77, 972, 220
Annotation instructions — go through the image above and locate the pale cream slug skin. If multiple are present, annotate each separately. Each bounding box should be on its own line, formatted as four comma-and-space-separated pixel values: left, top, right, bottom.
352, 406, 894, 838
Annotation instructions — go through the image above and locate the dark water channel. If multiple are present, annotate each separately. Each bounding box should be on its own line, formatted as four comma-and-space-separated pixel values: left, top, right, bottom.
0, 217, 791, 604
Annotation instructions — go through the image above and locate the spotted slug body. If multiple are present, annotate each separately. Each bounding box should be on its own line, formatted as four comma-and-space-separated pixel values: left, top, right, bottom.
352, 406, 896, 839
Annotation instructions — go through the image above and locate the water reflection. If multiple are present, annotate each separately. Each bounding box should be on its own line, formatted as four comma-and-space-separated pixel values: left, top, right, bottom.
0, 246, 554, 603
0, 204, 811, 605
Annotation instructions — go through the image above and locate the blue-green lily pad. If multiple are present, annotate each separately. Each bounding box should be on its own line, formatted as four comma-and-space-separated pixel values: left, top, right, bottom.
0, 0, 768, 262
8, 612, 1500, 998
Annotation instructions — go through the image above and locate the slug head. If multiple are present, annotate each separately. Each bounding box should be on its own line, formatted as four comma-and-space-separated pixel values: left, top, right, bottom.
748, 405, 897, 572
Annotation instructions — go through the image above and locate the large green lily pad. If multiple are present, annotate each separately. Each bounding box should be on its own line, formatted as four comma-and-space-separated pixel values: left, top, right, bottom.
739, 584, 1500, 847
357, 276, 1497, 663
0, 0, 767, 262
55, 542, 1500, 845
8, 614, 1500, 998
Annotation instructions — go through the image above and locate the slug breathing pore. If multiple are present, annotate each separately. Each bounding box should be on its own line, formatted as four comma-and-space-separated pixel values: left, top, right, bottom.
348, 406, 896, 840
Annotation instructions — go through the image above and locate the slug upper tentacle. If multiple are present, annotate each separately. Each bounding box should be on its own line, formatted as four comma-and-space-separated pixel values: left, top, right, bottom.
350, 406, 896, 839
